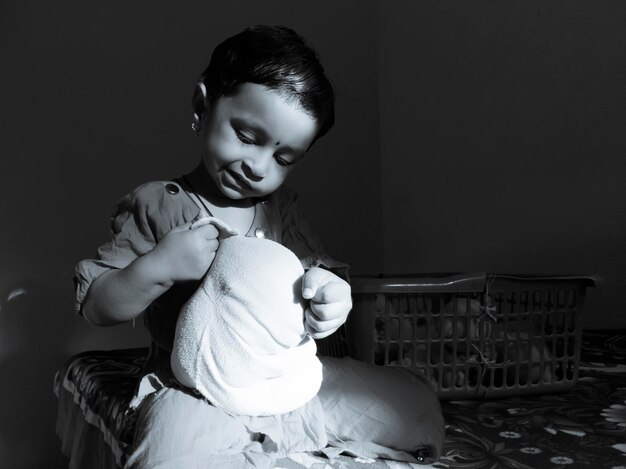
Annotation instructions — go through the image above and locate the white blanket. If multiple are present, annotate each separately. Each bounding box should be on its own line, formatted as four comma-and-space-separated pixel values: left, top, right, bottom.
171, 234, 323, 417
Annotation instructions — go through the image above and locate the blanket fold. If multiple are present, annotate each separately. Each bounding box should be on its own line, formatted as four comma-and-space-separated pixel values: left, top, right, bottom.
171, 235, 322, 417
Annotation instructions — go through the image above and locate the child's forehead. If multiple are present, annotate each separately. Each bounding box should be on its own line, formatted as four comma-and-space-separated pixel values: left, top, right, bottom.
219, 83, 313, 123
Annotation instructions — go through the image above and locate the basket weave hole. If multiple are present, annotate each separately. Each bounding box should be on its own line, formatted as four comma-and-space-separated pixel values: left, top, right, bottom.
387, 317, 400, 340
531, 290, 544, 311
567, 336, 577, 357
400, 317, 414, 341
441, 317, 456, 339
430, 318, 441, 339
415, 317, 427, 340
414, 343, 428, 365
554, 337, 566, 358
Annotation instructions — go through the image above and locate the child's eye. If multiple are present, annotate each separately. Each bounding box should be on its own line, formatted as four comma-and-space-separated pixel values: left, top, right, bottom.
274, 154, 293, 167
235, 130, 255, 145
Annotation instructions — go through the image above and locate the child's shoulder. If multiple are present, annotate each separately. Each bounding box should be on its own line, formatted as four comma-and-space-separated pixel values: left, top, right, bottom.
127, 180, 183, 199
119, 180, 190, 207
113, 180, 198, 228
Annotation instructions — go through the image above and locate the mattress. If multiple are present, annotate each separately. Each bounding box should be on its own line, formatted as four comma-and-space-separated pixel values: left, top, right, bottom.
54, 330, 626, 468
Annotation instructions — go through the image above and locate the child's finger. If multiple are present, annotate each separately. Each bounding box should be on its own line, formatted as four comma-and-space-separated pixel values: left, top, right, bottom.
308, 280, 351, 305
301, 268, 324, 300
304, 307, 345, 336
204, 238, 219, 253
189, 216, 239, 238
309, 300, 349, 322
193, 223, 219, 240
302, 267, 343, 300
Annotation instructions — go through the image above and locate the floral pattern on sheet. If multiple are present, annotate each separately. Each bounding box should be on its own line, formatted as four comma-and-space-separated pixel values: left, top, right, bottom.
426, 329, 626, 469
435, 373, 626, 468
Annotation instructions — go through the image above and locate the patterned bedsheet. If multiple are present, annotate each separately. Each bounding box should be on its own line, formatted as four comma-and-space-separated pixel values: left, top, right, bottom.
54, 330, 626, 468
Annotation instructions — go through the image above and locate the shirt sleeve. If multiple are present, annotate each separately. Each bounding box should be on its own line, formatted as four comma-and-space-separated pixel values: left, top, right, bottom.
73, 181, 198, 314
277, 186, 350, 282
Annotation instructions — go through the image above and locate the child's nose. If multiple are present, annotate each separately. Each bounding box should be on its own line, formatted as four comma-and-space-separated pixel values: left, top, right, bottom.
242, 150, 273, 179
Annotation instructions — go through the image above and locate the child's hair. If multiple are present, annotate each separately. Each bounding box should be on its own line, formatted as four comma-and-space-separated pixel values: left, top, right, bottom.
200, 25, 335, 140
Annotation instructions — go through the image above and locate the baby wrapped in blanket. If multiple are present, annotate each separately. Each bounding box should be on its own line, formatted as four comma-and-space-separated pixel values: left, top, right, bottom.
171, 228, 323, 417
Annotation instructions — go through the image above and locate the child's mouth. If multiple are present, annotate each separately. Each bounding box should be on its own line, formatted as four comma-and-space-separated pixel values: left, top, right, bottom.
226, 170, 252, 191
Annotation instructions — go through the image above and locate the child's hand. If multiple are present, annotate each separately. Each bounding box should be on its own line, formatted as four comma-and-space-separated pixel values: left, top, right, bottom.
301, 267, 352, 339
151, 217, 238, 283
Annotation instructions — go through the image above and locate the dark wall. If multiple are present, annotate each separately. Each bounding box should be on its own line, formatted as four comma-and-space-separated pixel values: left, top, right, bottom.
0, 1, 381, 466
377, 1, 626, 329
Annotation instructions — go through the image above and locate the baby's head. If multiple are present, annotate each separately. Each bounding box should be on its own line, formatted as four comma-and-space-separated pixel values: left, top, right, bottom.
192, 26, 335, 201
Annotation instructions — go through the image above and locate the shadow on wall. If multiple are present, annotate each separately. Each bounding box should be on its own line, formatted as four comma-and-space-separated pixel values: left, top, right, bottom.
0, 275, 149, 468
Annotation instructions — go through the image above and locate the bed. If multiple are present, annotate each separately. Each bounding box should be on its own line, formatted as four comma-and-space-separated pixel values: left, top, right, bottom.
54, 329, 626, 468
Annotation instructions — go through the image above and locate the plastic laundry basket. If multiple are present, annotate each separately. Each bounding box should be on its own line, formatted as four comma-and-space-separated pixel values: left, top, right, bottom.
334, 273, 599, 400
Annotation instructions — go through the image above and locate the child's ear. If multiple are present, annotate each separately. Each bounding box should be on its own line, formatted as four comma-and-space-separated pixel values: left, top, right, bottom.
191, 81, 208, 121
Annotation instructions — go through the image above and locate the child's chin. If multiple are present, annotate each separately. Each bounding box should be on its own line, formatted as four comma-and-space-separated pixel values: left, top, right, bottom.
219, 183, 248, 199
221, 186, 264, 203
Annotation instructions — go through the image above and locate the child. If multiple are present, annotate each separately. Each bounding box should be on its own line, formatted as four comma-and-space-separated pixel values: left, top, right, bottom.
75, 25, 444, 468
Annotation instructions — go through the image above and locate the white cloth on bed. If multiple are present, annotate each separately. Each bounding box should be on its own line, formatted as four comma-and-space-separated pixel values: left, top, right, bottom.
171, 235, 322, 417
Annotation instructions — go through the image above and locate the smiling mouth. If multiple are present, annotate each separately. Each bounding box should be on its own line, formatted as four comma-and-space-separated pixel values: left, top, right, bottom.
227, 170, 252, 190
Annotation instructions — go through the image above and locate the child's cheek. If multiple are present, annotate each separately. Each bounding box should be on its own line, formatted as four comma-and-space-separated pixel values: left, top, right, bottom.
204, 133, 235, 166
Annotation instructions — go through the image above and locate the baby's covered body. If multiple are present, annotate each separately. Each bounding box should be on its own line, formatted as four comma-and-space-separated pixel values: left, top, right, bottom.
171, 232, 323, 416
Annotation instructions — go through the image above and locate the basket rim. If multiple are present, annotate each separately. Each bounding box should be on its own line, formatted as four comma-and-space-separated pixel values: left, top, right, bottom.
350, 272, 602, 293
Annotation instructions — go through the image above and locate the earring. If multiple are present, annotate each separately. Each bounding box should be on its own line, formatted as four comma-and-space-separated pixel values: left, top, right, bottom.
191, 113, 201, 136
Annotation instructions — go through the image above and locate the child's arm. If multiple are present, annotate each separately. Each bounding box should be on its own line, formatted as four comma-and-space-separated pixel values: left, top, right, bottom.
277, 186, 352, 339
82, 221, 225, 326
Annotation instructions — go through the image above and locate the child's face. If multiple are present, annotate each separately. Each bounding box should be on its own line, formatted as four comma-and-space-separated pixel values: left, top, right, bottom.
201, 83, 318, 201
